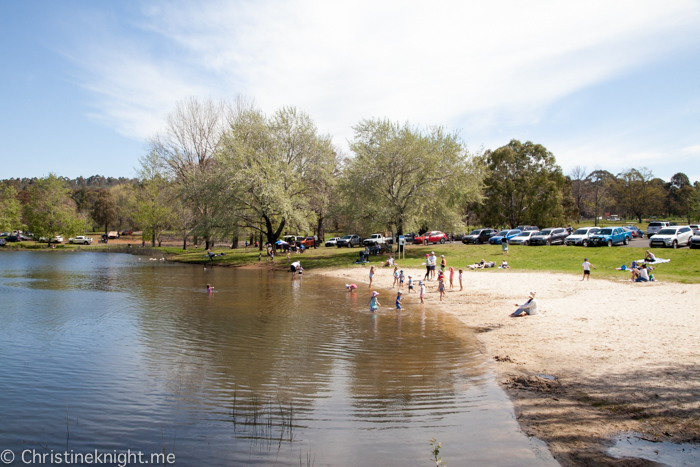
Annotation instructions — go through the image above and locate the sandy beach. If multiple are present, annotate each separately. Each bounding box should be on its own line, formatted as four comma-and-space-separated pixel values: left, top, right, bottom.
315, 264, 700, 466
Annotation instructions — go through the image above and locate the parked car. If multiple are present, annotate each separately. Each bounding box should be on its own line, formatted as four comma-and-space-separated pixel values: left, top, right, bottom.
325, 237, 340, 247
646, 221, 671, 237
508, 231, 539, 246
451, 233, 468, 241
0, 238, 5, 246
462, 228, 497, 244
4, 235, 21, 242
623, 225, 644, 238
529, 228, 569, 246
336, 235, 362, 247
649, 226, 693, 249
38, 236, 64, 243
514, 225, 539, 232
402, 233, 416, 244
689, 230, 700, 249
121, 230, 134, 236
363, 234, 390, 246
488, 229, 522, 245
300, 236, 317, 248
0, 232, 9, 237
415, 231, 448, 245
68, 236, 93, 245
587, 227, 631, 247
564, 227, 600, 246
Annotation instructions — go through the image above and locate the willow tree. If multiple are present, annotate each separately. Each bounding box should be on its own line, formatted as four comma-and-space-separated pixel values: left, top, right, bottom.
217, 103, 337, 245
339, 119, 485, 235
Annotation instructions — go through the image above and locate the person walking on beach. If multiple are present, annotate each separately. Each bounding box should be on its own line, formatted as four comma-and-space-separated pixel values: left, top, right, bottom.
368, 266, 376, 288
392, 267, 399, 288
419, 281, 426, 304
458, 268, 463, 291
582, 258, 596, 281
368, 291, 381, 312
423, 254, 430, 281
448, 266, 455, 289
440, 255, 446, 272
429, 252, 437, 280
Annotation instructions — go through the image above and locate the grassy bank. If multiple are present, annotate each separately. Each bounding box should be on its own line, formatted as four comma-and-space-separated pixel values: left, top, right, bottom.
172, 242, 700, 284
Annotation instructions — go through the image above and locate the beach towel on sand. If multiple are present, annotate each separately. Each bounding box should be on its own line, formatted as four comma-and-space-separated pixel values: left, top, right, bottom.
637, 258, 671, 264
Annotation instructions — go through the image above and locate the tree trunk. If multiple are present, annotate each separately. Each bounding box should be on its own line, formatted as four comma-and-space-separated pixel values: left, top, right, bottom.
231, 235, 238, 249
151, 232, 156, 247
258, 231, 263, 250
316, 215, 325, 245
182, 232, 187, 250
105, 223, 108, 234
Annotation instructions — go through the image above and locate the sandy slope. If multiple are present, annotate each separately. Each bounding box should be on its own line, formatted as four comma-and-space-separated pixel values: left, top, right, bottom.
315, 264, 700, 466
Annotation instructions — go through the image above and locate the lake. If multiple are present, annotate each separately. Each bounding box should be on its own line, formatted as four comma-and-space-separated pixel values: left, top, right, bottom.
0, 252, 557, 466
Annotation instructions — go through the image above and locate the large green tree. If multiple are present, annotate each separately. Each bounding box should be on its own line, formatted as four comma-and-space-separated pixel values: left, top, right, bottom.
0, 185, 23, 232
23, 174, 87, 245
218, 104, 337, 245
92, 189, 118, 233
614, 168, 665, 223
478, 140, 568, 228
133, 153, 175, 247
340, 119, 485, 235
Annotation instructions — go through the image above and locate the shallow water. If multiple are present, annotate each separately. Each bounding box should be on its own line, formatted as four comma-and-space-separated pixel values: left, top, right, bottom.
609, 433, 700, 466
0, 252, 557, 466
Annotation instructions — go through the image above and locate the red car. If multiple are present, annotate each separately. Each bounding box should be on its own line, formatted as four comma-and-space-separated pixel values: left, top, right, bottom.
414, 231, 448, 245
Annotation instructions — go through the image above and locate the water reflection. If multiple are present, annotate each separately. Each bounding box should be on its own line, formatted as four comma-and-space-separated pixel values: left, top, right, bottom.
0, 252, 557, 466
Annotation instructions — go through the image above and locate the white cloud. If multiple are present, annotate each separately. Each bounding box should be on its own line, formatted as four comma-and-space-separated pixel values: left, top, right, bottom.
67, 0, 700, 149
682, 144, 700, 155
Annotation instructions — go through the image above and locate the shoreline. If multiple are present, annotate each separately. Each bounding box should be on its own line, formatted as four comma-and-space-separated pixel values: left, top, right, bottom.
314, 265, 700, 467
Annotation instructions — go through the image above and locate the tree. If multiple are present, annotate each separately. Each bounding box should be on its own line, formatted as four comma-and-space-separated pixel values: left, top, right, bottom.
92, 190, 118, 233
615, 168, 664, 223
340, 119, 485, 236
478, 140, 567, 228
149, 96, 227, 248
0, 185, 23, 232
133, 153, 175, 247
23, 174, 87, 245
568, 166, 588, 219
584, 169, 615, 226
218, 104, 337, 245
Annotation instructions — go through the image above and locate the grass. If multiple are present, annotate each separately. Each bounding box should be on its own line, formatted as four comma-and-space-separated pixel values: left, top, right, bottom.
171, 241, 700, 284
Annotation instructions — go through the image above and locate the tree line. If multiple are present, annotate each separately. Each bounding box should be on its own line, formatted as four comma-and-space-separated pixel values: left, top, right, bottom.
2, 97, 699, 247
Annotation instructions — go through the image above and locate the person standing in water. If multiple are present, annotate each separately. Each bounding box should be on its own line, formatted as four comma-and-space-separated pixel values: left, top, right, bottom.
395, 290, 403, 310
419, 281, 426, 304
368, 291, 381, 312
207, 284, 214, 294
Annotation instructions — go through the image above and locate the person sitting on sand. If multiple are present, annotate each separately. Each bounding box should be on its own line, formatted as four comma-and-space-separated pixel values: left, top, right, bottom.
644, 250, 656, 262
510, 291, 538, 317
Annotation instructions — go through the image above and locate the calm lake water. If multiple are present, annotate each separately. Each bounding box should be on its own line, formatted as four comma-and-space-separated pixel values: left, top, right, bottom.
0, 252, 557, 466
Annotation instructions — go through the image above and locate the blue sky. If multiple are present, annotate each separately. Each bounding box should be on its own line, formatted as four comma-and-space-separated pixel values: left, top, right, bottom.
2, 0, 699, 182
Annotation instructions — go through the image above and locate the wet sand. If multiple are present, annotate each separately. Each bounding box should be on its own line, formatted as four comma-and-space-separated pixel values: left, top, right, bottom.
315, 265, 700, 467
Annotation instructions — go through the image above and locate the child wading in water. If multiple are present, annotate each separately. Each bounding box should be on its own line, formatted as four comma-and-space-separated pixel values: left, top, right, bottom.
449, 266, 455, 289
458, 269, 463, 291
419, 281, 426, 304
207, 284, 214, 294
395, 290, 403, 310
368, 291, 381, 312
438, 278, 446, 301
407, 276, 414, 293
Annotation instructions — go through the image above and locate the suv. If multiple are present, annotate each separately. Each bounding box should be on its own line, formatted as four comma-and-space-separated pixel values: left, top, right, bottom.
301, 236, 317, 248
508, 231, 539, 246
488, 229, 522, 245
587, 227, 631, 247
649, 226, 693, 249
515, 225, 539, 232
336, 235, 362, 247
324, 237, 340, 247
646, 222, 670, 237
564, 227, 600, 247
462, 229, 497, 244
529, 228, 569, 246
68, 236, 93, 245
415, 231, 448, 245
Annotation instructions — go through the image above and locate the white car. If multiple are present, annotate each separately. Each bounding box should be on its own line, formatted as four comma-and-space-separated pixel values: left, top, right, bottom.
564, 227, 601, 247
324, 237, 340, 247
649, 226, 693, 249
38, 236, 64, 243
508, 231, 539, 246
68, 236, 93, 245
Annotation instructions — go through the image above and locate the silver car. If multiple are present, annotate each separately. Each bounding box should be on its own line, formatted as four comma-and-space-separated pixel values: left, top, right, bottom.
564, 227, 600, 246
508, 231, 539, 246
646, 221, 670, 237
649, 226, 693, 249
